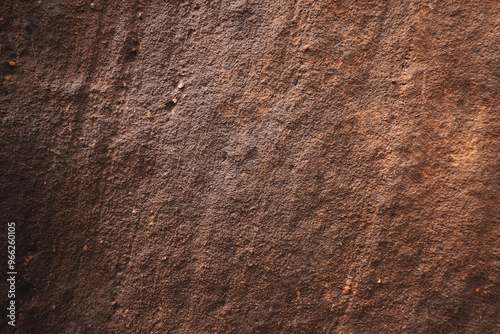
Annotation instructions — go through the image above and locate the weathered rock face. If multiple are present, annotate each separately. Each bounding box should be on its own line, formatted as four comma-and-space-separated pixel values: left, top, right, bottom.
1, 0, 498, 333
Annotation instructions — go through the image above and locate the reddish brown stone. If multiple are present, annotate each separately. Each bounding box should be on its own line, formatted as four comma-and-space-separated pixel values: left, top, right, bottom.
0, 1, 498, 333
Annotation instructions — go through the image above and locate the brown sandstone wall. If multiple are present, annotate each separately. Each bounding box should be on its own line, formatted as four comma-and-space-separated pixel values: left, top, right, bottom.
0, 1, 498, 333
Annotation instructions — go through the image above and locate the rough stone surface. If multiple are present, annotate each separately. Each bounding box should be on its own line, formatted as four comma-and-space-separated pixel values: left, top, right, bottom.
0, 0, 498, 333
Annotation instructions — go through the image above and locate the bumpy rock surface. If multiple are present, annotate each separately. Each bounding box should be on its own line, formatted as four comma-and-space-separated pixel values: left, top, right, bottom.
1, 0, 498, 333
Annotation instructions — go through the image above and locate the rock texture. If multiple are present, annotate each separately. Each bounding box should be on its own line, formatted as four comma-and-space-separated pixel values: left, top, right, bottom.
1, 0, 498, 333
